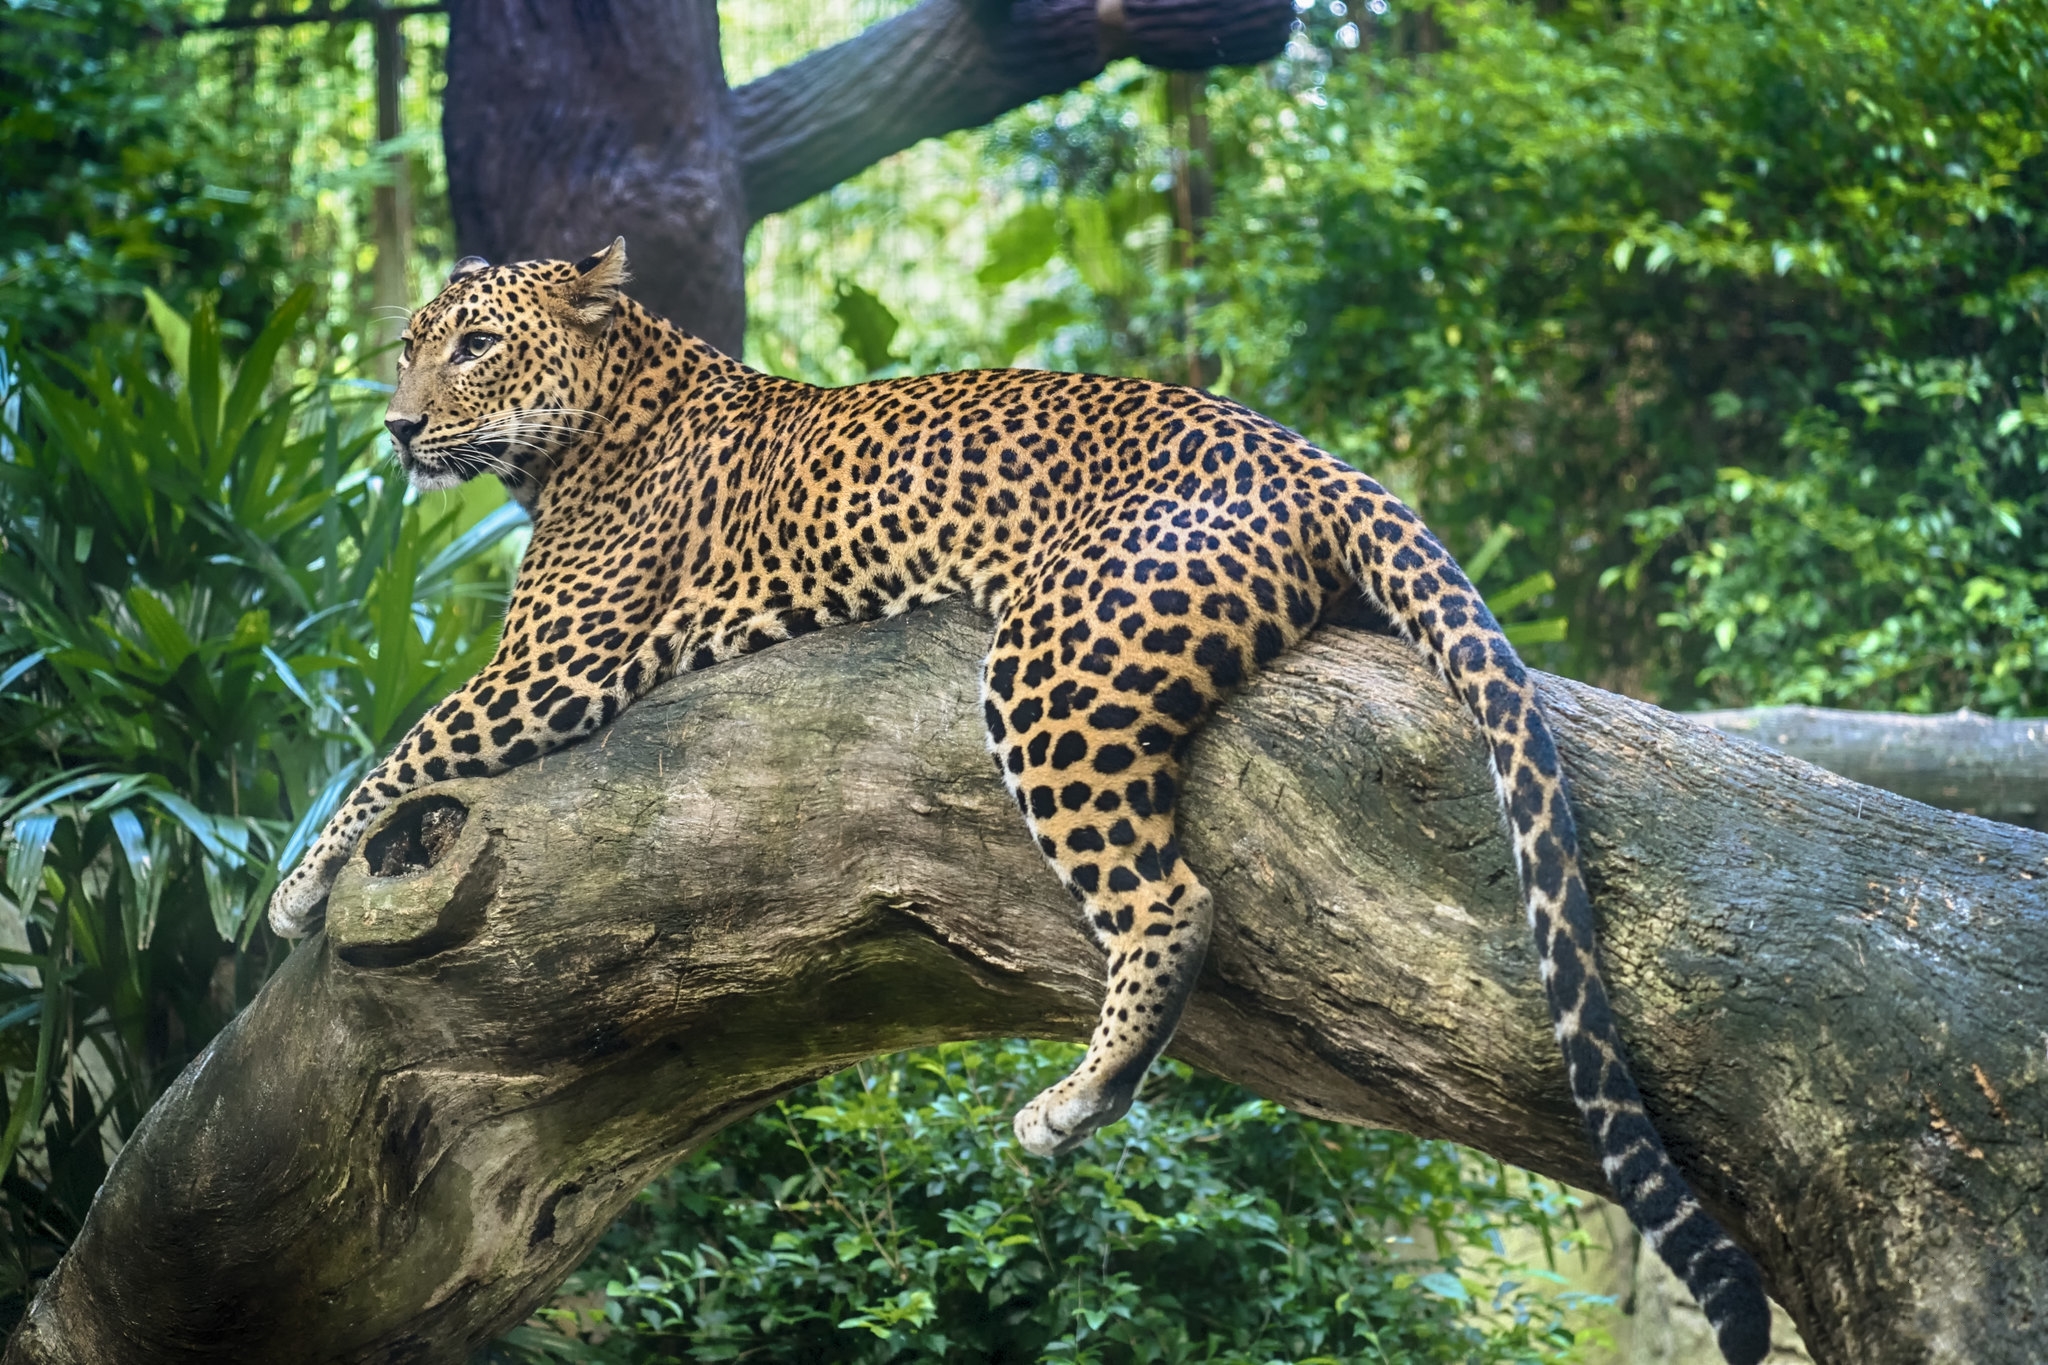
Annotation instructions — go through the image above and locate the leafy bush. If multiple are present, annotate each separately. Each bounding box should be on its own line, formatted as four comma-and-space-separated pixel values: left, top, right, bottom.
1615, 356, 2048, 711
0, 294, 519, 1318
495, 1043, 1599, 1365
0, 0, 284, 352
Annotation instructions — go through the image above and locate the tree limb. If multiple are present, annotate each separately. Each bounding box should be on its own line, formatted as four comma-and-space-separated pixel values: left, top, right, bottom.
732, 0, 1294, 223
7, 604, 2044, 1364
1700, 705, 2048, 831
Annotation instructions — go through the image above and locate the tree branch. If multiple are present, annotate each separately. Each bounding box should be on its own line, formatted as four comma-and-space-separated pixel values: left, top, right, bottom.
1700, 705, 2048, 830
733, 0, 1293, 223
7, 604, 2044, 1364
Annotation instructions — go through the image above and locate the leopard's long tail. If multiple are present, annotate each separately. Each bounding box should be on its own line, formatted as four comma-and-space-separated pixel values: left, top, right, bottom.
1336, 482, 1771, 1365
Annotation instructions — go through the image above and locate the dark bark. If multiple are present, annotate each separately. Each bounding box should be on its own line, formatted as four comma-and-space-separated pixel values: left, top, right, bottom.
441, 0, 1290, 349
1701, 705, 2048, 831
443, 0, 748, 352
7, 604, 2044, 1365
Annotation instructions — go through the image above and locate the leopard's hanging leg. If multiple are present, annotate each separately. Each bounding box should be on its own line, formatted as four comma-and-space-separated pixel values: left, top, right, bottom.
980, 612, 1218, 1157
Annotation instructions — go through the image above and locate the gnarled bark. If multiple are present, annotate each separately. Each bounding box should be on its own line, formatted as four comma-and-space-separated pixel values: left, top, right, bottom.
6, 603, 2044, 1365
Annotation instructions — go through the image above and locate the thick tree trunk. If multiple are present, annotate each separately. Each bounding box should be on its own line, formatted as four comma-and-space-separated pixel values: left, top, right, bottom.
442, 0, 1290, 351
443, 0, 748, 351
1700, 706, 2048, 831
6, 603, 2043, 1365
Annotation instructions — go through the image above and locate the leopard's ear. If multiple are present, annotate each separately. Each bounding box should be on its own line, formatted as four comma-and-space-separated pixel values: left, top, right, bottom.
449, 255, 490, 281
564, 237, 629, 326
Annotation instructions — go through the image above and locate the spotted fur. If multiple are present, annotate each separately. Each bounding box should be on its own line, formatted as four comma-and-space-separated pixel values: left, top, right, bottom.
268, 241, 1769, 1364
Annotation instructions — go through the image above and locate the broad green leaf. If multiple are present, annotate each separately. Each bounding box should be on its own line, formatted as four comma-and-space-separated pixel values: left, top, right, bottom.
146, 791, 248, 867
203, 859, 247, 944
143, 288, 192, 382
414, 500, 529, 602
977, 203, 1060, 287
219, 284, 313, 458
124, 586, 196, 670
1, 770, 122, 821
1065, 197, 1127, 296
832, 281, 902, 374
4, 813, 58, 910
108, 807, 168, 951
0, 652, 45, 694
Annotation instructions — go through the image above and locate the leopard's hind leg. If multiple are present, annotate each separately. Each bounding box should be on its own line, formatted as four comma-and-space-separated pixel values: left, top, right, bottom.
979, 607, 1222, 1157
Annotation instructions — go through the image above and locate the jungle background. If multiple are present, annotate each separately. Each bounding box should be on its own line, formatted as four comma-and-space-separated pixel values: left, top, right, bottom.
0, 0, 2042, 1360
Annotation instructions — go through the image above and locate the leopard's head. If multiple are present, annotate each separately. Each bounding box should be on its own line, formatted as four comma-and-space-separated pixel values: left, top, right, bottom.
384, 238, 630, 505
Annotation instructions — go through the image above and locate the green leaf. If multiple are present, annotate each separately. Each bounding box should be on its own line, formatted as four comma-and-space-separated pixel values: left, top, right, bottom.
1418, 1270, 1471, 1302
143, 288, 192, 382
146, 791, 249, 867
4, 813, 58, 909
1503, 616, 1569, 647
1483, 570, 1556, 617
219, 284, 313, 458
124, 586, 196, 670
107, 807, 167, 951
833, 281, 903, 374
1065, 197, 1127, 296
0, 771, 123, 822
203, 858, 247, 944
187, 294, 224, 468
414, 500, 529, 602
0, 651, 46, 694
1461, 525, 1518, 586
977, 203, 1061, 287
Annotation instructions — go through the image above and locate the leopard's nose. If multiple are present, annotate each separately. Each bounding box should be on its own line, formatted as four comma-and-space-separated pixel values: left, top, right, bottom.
385, 414, 426, 448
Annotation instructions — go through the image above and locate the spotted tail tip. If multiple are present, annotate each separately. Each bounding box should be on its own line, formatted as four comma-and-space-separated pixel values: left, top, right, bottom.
1697, 1243, 1772, 1365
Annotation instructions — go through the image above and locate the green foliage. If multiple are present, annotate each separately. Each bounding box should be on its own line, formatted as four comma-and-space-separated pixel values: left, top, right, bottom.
1148, 0, 2048, 706
0, 293, 518, 1318
1615, 357, 2048, 710
3, 0, 459, 373
832, 281, 906, 375
0, 0, 284, 351
495, 1042, 1599, 1365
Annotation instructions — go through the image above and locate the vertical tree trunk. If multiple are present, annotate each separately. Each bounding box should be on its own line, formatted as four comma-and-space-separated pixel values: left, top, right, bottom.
369, 1, 413, 357
443, 0, 748, 352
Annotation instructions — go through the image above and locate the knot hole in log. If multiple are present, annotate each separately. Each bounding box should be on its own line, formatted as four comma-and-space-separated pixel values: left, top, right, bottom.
333, 793, 496, 969
365, 794, 469, 877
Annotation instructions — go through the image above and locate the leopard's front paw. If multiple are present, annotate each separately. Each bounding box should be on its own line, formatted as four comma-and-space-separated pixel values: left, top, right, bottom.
267, 862, 332, 939
1013, 1076, 1135, 1158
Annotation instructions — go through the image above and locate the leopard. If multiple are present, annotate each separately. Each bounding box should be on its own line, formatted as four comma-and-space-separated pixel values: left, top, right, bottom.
268, 240, 1770, 1365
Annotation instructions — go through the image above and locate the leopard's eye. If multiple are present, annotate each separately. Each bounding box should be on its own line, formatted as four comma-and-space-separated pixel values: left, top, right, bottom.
399, 336, 414, 365
457, 332, 500, 361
